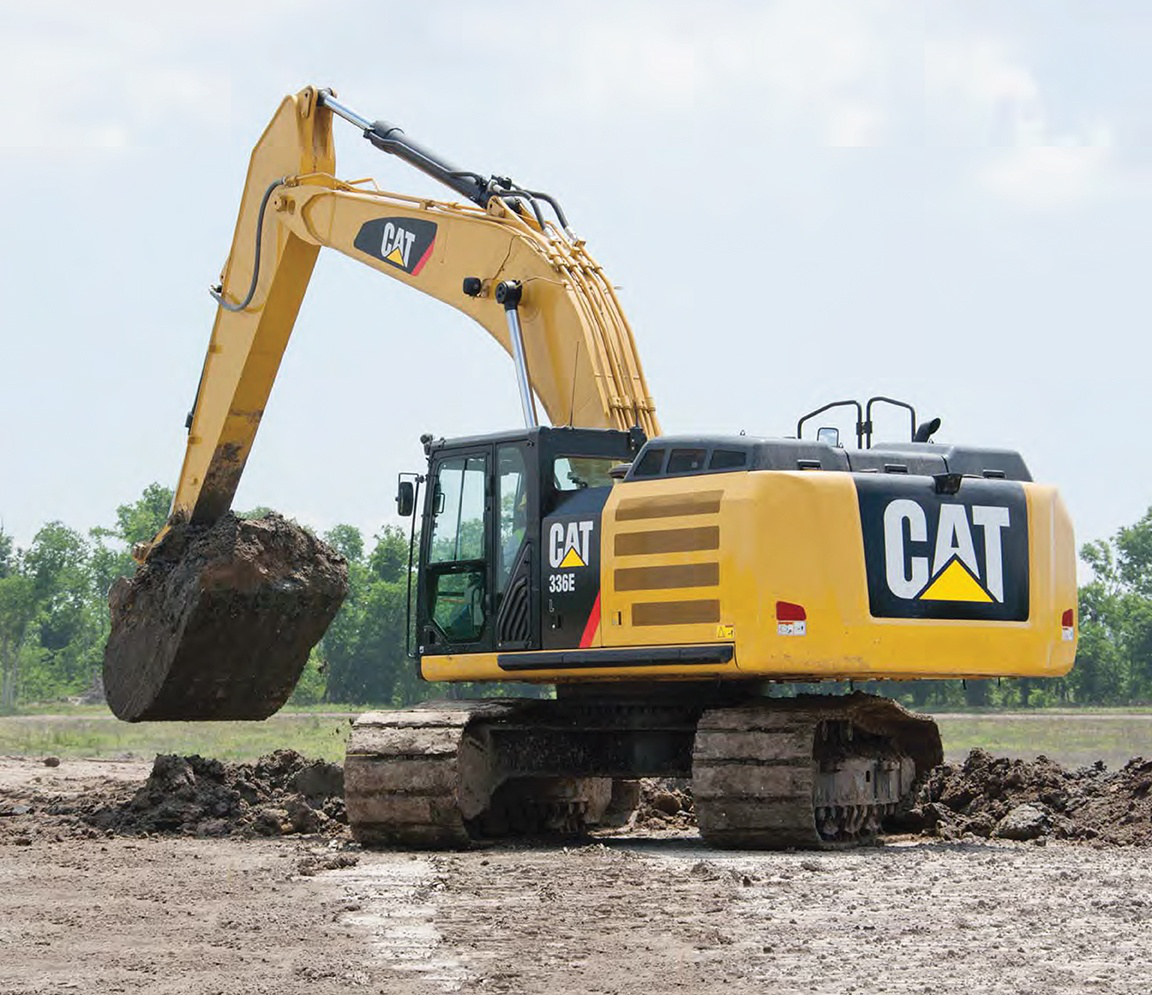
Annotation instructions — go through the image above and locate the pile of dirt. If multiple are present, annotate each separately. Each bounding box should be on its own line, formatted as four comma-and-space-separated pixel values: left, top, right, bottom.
629, 778, 694, 830
84, 749, 348, 838
104, 512, 348, 722
894, 748, 1152, 845
627, 752, 1152, 847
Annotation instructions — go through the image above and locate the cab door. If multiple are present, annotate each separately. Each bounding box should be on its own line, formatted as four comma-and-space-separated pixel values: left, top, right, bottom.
419, 448, 493, 655
494, 442, 536, 650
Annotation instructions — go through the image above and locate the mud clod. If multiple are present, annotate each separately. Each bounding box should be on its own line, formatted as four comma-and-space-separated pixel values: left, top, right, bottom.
631, 779, 694, 829
103, 512, 348, 722
295, 852, 360, 877
994, 803, 1050, 841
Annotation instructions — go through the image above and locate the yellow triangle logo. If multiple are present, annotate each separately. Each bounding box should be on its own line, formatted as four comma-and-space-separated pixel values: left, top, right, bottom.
559, 546, 586, 568
385, 246, 406, 266
919, 557, 994, 603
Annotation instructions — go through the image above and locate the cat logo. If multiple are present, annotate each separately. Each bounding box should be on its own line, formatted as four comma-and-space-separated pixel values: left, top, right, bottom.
352, 217, 437, 276
549, 520, 594, 569
857, 478, 1029, 622
884, 500, 1010, 603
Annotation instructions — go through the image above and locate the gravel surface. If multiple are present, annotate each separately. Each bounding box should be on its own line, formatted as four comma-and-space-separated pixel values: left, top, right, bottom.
3, 756, 1152, 994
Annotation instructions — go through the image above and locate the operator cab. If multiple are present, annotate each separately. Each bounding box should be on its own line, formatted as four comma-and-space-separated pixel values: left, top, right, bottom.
398, 426, 643, 660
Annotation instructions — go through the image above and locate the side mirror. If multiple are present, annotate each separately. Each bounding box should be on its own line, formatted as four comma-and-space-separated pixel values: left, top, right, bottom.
396, 480, 415, 517
816, 426, 841, 448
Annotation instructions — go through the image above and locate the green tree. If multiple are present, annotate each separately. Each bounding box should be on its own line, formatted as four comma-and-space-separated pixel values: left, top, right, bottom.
1070, 541, 1128, 704
321, 525, 414, 705
18, 524, 104, 702
113, 483, 173, 547
237, 505, 275, 521
90, 483, 175, 597
1067, 515, 1152, 706
0, 559, 34, 712
325, 524, 365, 564
0, 527, 13, 579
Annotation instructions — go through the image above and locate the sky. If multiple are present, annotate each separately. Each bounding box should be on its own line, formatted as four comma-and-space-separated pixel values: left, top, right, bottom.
1, 0, 1150, 556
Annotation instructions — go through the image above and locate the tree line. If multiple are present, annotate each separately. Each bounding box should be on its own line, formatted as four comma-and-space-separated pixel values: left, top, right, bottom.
2, 485, 1151, 712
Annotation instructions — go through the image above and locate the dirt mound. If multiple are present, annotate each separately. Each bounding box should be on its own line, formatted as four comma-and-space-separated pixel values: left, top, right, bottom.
104, 512, 347, 722
84, 750, 348, 839
628, 752, 1152, 846
630, 778, 694, 830
894, 748, 1152, 845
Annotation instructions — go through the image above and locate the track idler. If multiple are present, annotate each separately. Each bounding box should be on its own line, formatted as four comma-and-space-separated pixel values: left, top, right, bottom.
103, 512, 348, 722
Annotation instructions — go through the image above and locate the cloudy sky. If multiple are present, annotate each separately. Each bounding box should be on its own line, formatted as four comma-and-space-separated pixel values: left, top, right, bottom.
1, 0, 1149, 554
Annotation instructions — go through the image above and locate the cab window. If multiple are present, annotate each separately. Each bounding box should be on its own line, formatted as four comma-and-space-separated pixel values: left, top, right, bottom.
632, 448, 665, 477
666, 448, 707, 474
553, 455, 618, 490
426, 453, 488, 646
428, 455, 486, 563
498, 446, 527, 594
709, 449, 748, 470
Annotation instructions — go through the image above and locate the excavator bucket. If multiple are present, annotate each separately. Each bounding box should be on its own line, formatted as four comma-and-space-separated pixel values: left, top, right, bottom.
103, 513, 348, 722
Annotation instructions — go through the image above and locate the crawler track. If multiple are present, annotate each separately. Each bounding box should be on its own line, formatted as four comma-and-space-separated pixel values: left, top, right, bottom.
344, 700, 522, 848
346, 692, 941, 851
693, 693, 942, 849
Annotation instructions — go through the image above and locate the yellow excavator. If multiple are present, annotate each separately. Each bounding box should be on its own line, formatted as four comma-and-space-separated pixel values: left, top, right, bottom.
103, 87, 1078, 849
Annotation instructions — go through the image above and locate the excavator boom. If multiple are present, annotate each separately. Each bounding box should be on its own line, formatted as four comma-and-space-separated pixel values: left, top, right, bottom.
178, 86, 658, 527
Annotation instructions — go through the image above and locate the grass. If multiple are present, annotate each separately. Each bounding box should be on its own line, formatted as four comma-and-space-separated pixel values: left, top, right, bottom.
0, 706, 357, 762
934, 713, 1152, 770
4, 704, 1152, 770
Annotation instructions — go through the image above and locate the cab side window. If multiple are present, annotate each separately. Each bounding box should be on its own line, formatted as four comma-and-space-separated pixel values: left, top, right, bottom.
666, 448, 707, 474
427, 454, 487, 644
497, 446, 527, 596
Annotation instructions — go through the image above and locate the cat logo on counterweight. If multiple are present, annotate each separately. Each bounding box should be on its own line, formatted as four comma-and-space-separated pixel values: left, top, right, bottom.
883, 499, 1008, 603
857, 478, 1029, 621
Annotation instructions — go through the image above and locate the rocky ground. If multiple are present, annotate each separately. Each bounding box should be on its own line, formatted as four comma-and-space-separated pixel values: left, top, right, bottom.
3, 753, 1152, 994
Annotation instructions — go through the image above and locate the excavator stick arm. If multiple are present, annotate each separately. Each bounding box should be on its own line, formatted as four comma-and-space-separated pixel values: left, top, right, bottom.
177, 87, 334, 526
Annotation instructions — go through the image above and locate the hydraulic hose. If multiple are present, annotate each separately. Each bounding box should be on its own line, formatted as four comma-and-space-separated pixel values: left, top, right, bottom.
210, 178, 285, 312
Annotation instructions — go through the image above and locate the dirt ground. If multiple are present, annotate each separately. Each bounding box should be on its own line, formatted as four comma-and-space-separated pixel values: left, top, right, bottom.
3, 757, 1152, 995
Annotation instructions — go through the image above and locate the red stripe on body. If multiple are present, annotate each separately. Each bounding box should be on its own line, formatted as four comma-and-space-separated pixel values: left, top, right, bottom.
579, 593, 602, 648
411, 239, 436, 276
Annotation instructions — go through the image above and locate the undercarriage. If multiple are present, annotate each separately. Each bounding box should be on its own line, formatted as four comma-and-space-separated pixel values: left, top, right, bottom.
344, 688, 942, 850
